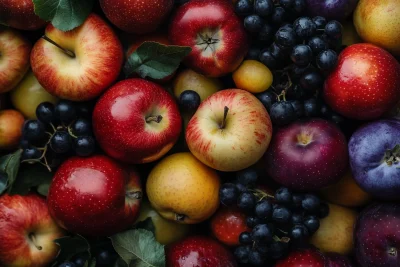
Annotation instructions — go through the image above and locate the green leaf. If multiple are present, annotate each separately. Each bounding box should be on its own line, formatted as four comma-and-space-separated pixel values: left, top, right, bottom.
37, 182, 51, 196
135, 217, 156, 235
114, 258, 128, 267
89, 258, 96, 267
124, 42, 191, 80
8, 164, 53, 196
32, 0, 95, 32
0, 150, 22, 194
110, 229, 165, 267
53, 234, 91, 265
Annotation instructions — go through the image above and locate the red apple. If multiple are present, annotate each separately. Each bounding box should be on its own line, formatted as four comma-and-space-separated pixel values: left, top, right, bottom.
275, 248, 326, 267
0, 28, 31, 94
166, 236, 237, 267
324, 43, 400, 120
99, 0, 174, 34
265, 118, 348, 191
169, 0, 248, 77
30, 13, 123, 101
0, 109, 25, 150
93, 78, 182, 164
186, 89, 272, 172
0, 0, 46, 30
210, 206, 250, 246
354, 202, 400, 266
0, 193, 65, 267
47, 155, 142, 237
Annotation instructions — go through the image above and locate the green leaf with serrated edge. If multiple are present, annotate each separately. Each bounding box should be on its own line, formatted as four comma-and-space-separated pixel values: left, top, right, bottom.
124, 41, 191, 80
110, 229, 165, 267
0, 149, 22, 194
8, 164, 53, 196
135, 217, 156, 235
52, 234, 91, 266
32, 0, 95, 32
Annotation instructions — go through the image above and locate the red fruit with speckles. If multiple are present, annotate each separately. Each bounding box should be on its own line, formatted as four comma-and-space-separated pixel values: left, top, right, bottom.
354, 202, 400, 267
47, 155, 142, 237
0, 0, 46, 30
166, 236, 237, 267
323, 43, 400, 120
30, 13, 123, 101
99, 0, 174, 34
265, 118, 348, 191
210, 206, 250, 246
93, 78, 182, 164
185, 89, 272, 172
275, 248, 326, 267
169, 0, 248, 77
0, 194, 65, 267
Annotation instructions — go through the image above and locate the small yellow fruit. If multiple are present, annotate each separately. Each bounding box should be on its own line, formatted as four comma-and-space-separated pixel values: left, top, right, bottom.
11, 70, 58, 119
135, 201, 191, 245
146, 152, 220, 224
310, 203, 358, 255
232, 60, 273, 93
173, 69, 223, 102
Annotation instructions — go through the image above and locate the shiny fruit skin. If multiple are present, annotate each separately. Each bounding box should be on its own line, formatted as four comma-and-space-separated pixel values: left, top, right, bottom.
323, 43, 400, 120
166, 236, 237, 267
0, 0, 46, 30
354, 203, 400, 267
233, 60, 273, 93
320, 169, 370, 207
146, 152, 220, 224
0, 193, 65, 267
47, 155, 142, 237
0, 28, 31, 93
10, 71, 58, 119
266, 118, 348, 191
310, 203, 357, 255
354, 0, 400, 56
93, 78, 182, 164
135, 201, 191, 245
211, 206, 251, 246
99, 0, 174, 34
169, 0, 248, 77
173, 69, 223, 102
0, 109, 25, 150
30, 13, 123, 101
275, 248, 326, 267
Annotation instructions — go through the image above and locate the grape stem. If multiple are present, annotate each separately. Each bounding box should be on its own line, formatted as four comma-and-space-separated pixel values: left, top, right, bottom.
250, 188, 275, 200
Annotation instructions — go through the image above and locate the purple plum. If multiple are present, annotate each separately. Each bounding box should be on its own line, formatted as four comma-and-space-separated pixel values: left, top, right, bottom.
325, 252, 354, 266
354, 202, 400, 267
348, 118, 400, 200
305, 0, 359, 21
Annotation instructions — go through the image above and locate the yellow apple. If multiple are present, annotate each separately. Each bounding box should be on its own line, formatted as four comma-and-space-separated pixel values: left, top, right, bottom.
10, 71, 58, 119
135, 201, 191, 245
173, 69, 223, 102
185, 89, 273, 172
146, 152, 220, 224
354, 0, 400, 55
310, 203, 358, 255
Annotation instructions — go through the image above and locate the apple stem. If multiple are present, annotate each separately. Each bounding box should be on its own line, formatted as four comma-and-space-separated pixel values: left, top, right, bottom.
219, 106, 229, 129
388, 247, 397, 256
175, 213, 186, 222
126, 191, 143, 200
29, 233, 42, 251
41, 35, 76, 58
146, 115, 163, 123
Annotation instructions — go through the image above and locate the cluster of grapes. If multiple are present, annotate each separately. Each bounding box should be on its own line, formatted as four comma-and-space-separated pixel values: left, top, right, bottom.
20, 100, 96, 170
219, 169, 329, 266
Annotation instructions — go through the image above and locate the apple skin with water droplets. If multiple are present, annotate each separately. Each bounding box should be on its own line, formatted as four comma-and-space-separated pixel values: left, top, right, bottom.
275, 248, 326, 267
265, 118, 348, 191
354, 203, 400, 267
349, 118, 400, 200
47, 155, 142, 237
323, 43, 400, 120
99, 0, 174, 34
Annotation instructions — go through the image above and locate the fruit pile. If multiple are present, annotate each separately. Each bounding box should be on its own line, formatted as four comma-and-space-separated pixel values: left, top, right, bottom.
0, 0, 400, 267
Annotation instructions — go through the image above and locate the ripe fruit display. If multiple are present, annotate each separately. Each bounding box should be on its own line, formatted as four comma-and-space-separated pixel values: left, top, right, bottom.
2, 0, 400, 266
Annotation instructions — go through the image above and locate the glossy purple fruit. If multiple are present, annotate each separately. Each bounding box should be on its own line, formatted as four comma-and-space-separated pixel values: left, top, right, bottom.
305, 0, 358, 21
349, 119, 400, 200
265, 118, 348, 191
354, 203, 400, 267
325, 252, 354, 266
